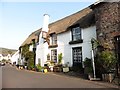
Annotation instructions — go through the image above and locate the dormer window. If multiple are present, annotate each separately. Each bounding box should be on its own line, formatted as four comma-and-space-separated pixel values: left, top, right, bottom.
51, 34, 57, 45
69, 26, 83, 44
72, 27, 81, 41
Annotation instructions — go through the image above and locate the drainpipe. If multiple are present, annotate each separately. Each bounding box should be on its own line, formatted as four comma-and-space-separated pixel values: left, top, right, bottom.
91, 39, 96, 78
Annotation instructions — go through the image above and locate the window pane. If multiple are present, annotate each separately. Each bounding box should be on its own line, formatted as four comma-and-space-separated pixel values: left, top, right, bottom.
51, 34, 57, 45
51, 49, 57, 63
73, 47, 82, 64
75, 27, 80, 34
73, 29, 75, 35
72, 27, 81, 41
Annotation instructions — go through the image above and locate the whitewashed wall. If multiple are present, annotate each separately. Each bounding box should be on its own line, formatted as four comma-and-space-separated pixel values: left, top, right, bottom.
36, 26, 96, 67
36, 34, 49, 66
82, 26, 96, 62
0, 54, 3, 61
57, 26, 96, 67
11, 51, 19, 64
57, 31, 72, 66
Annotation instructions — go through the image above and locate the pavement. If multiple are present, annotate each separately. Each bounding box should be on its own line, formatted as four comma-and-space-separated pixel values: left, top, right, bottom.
2, 64, 120, 89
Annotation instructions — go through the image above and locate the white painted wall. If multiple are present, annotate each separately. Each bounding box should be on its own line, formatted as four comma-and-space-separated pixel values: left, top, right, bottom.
57, 31, 72, 66
1, 54, 12, 61
36, 41, 48, 66
57, 26, 96, 67
11, 51, 19, 64
82, 26, 96, 62
36, 25, 96, 67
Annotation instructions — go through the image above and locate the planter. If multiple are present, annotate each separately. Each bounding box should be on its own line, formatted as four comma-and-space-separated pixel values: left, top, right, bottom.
53, 67, 62, 72
25, 66, 27, 69
44, 69, 48, 73
63, 67, 69, 73
88, 73, 93, 80
102, 73, 115, 82
109, 73, 115, 83
32, 68, 35, 71
49, 66, 53, 72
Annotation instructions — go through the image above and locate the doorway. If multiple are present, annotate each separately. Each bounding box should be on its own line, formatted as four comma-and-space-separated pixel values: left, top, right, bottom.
72, 47, 83, 72
114, 35, 120, 74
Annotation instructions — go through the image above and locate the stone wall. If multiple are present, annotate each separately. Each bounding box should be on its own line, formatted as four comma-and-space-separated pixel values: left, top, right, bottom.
93, 2, 120, 50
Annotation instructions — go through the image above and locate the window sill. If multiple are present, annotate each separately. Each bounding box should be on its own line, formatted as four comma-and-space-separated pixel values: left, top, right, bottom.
69, 39, 83, 44
49, 44, 58, 48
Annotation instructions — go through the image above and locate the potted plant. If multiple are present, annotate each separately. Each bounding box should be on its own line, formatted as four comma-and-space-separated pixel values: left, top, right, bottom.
96, 50, 116, 82
52, 53, 63, 72
84, 58, 93, 80
58, 53, 62, 65
63, 62, 69, 73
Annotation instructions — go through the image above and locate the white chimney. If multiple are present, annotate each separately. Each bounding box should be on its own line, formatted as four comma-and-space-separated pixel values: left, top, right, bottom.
42, 14, 49, 32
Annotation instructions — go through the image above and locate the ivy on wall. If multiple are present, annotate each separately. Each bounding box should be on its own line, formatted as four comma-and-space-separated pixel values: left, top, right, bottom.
21, 44, 29, 58
20, 44, 34, 69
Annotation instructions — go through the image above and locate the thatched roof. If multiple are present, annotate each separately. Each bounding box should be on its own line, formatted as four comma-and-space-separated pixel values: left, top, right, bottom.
48, 7, 94, 34
68, 10, 95, 29
21, 7, 95, 46
21, 28, 41, 46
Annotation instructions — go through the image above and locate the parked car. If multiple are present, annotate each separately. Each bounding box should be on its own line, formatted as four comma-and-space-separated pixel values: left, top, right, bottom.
0, 62, 5, 66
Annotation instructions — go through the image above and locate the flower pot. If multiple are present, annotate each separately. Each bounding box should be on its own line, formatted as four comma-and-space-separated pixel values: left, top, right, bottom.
88, 73, 93, 80
102, 73, 114, 82
49, 66, 53, 72
109, 73, 114, 83
63, 67, 69, 73
44, 69, 48, 73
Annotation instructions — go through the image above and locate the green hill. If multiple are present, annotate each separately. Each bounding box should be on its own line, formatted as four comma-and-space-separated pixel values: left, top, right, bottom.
0, 47, 17, 56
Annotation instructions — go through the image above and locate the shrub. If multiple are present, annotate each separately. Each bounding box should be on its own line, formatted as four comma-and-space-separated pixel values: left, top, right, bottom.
96, 50, 116, 73
36, 64, 42, 72
84, 58, 93, 74
26, 51, 34, 70
58, 53, 62, 65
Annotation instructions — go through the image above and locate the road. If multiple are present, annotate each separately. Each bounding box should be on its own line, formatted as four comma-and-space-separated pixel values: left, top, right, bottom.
1, 64, 119, 89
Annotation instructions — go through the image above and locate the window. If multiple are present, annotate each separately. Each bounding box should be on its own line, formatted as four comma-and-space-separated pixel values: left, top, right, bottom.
51, 49, 57, 63
47, 54, 50, 60
51, 34, 57, 45
72, 27, 81, 41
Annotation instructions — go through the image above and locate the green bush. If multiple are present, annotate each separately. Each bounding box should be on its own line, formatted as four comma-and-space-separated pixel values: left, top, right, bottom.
84, 58, 93, 74
96, 50, 116, 73
36, 64, 42, 72
26, 51, 34, 70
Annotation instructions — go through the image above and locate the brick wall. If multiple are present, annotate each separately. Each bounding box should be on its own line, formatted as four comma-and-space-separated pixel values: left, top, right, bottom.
93, 2, 120, 50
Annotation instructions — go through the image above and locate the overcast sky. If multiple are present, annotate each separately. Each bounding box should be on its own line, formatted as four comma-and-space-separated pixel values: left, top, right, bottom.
0, 0, 96, 50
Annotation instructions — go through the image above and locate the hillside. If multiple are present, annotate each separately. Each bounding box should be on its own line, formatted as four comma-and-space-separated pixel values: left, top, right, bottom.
0, 47, 17, 56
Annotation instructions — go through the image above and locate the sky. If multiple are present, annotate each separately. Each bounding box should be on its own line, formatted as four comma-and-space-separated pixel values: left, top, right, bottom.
0, 0, 97, 50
